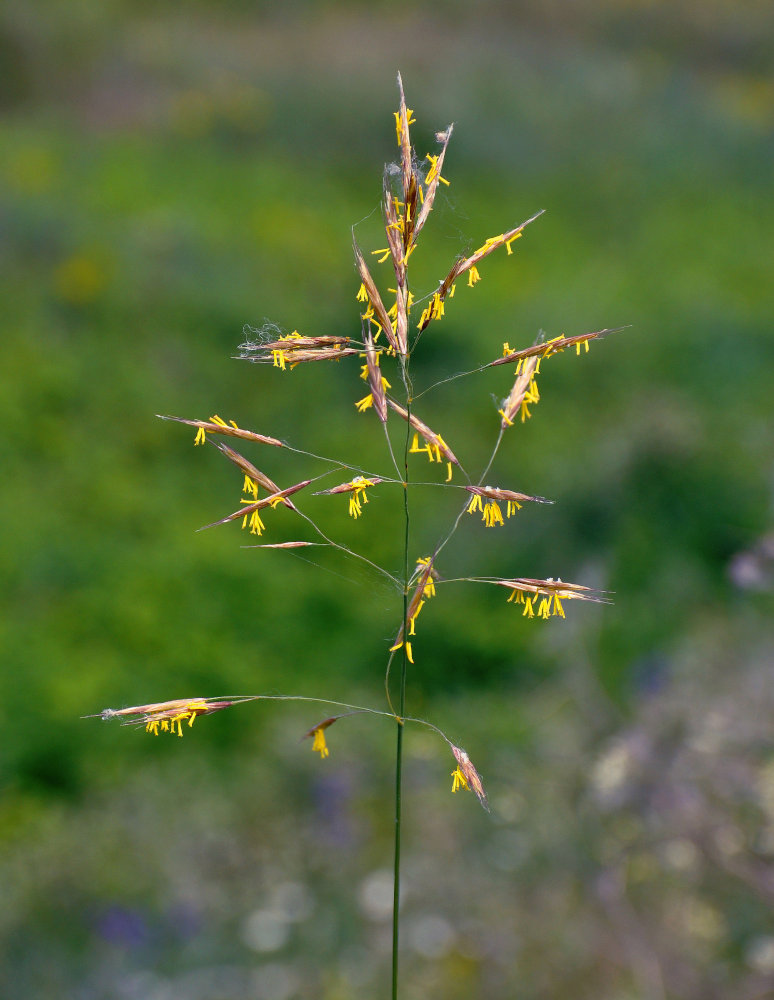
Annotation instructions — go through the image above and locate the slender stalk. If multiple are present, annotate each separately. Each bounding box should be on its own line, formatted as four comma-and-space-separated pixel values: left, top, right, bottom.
392, 356, 412, 1000
392, 670, 405, 1000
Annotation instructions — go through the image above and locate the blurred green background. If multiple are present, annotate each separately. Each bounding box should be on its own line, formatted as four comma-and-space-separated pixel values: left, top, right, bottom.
2, 1, 774, 997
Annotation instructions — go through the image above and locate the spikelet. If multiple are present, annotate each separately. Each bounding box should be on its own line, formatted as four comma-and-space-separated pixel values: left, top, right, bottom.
94, 697, 248, 738
159, 414, 284, 449
451, 745, 489, 811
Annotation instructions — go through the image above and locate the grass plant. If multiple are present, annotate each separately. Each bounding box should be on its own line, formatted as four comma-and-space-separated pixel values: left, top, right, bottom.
88, 75, 621, 998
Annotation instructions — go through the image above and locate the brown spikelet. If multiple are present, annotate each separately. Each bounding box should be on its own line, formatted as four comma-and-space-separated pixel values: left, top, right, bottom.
395, 72, 413, 205
274, 347, 359, 365
364, 330, 388, 423
258, 335, 350, 349
494, 577, 611, 603
301, 716, 338, 741
387, 400, 459, 467
488, 327, 627, 368
499, 355, 539, 428
198, 479, 312, 531
93, 697, 246, 727
392, 556, 437, 649
412, 125, 453, 243
452, 745, 489, 811
383, 176, 405, 270
465, 485, 551, 506
159, 415, 284, 448
270, 347, 359, 365
215, 443, 296, 510
353, 238, 400, 354
316, 476, 384, 496
97, 698, 207, 720
238, 333, 358, 368
382, 177, 410, 354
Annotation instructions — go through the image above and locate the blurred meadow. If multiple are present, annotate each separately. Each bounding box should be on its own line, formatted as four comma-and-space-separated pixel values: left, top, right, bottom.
2, 1, 774, 997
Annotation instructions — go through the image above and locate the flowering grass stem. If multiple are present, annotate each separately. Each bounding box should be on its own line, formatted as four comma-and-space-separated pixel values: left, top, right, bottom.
90, 76, 621, 999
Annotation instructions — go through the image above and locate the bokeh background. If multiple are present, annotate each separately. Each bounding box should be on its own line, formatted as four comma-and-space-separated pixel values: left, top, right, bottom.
2, 2, 773, 997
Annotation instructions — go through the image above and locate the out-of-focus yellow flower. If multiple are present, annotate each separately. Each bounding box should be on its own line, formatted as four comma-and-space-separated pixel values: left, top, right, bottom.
54, 254, 108, 305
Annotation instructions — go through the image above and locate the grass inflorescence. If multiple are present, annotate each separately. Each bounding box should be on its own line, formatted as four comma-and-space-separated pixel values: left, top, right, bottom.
89, 74, 621, 998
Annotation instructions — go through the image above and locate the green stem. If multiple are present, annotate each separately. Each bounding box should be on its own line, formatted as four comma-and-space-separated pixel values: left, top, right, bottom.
391, 680, 405, 1000
392, 357, 412, 1000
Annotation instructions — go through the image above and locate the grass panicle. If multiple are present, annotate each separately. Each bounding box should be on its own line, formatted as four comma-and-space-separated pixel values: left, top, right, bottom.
89, 75, 621, 998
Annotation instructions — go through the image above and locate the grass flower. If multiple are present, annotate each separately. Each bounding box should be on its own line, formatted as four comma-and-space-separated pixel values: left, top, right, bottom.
451, 745, 488, 811
302, 716, 343, 759
451, 765, 468, 792
238, 330, 357, 368
487, 327, 625, 371
198, 479, 312, 533
499, 356, 541, 427
355, 332, 391, 422
312, 729, 329, 757
391, 557, 437, 655
93, 697, 248, 736
466, 485, 551, 524
316, 476, 383, 519
159, 414, 284, 449
388, 400, 458, 481
215, 443, 297, 510
499, 576, 610, 618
